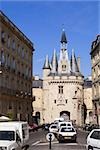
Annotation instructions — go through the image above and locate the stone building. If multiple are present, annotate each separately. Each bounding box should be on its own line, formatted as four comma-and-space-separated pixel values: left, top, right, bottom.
35, 30, 84, 126
84, 76, 93, 124
90, 35, 100, 125
0, 11, 34, 123
32, 76, 43, 124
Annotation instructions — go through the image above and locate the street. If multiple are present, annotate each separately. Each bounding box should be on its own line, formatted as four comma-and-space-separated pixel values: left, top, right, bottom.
27, 128, 89, 150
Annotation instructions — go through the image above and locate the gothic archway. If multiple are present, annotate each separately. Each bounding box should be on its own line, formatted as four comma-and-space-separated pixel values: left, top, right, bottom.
60, 111, 70, 121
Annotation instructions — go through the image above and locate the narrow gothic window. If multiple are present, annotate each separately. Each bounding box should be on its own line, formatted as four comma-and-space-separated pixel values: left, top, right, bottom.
65, 99, 67, 103
54, 100, 56, 103
62, 65, 66, 71
1, 31, 6, 43
58, 86, 63, 94
12, 39, 15, 50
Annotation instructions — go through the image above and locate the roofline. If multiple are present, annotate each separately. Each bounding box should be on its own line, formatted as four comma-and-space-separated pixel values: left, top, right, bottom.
0, 10, 35, 51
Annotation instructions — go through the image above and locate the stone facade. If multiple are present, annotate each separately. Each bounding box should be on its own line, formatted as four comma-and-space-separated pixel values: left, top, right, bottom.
32, 76, 44, 124
90, 35, 100, 125
84, 77, 93, 124
43, 76, 84, 126
0, 11, 34, 123
33, 30, 84, 126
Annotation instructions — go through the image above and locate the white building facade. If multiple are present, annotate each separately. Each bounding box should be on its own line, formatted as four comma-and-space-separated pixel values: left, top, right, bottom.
42, 30, 84, 126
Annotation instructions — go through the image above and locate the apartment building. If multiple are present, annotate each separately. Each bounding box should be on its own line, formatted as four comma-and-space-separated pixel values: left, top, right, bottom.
84, 76, 93, 124
0, 11, 34, 123
90, 35, 100, 125
32, 76, 43, 124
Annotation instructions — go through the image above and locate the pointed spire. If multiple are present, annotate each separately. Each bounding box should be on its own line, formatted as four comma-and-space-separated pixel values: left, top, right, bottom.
60, 29, 67, 43
51, 49, 58, 73
43, 55, 50, 69
70, 49, 79, 73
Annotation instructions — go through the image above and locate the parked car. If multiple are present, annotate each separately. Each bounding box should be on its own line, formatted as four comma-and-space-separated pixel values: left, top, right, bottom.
83, 124, 91, 131
86, 129, 100, 150
49, 124, 58, 133
87, 124, 99, 131
58, 121, 73, 130
43, 123, 50, 131
56, 126, 77, 143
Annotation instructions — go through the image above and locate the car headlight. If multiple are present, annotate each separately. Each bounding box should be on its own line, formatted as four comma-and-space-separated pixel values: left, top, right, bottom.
0, 147, 7, 150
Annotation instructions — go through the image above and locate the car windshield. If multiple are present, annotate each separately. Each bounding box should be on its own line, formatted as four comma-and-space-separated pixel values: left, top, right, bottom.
60, 123, 67, 127
0, 131, 15, 141
51, 125, 57, 128
61, 128, 75, 132
66, 123, 72, 126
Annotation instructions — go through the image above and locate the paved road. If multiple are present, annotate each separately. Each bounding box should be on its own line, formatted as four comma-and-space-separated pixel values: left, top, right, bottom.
27, 129, 89, 150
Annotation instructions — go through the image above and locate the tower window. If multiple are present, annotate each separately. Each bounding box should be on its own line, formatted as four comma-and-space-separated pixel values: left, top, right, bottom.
65, 99, 68, 103
58, 86, 63, 94
62, 65, 66, 71
54, 100, 56, 103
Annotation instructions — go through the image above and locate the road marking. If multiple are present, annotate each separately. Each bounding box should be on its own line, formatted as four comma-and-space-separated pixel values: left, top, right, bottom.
38, 141, 58, 145
31, 140, 41, 146
38, 141, 86, 147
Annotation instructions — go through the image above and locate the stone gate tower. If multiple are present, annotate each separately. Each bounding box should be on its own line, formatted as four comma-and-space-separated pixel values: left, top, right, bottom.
42, 30, 84, 126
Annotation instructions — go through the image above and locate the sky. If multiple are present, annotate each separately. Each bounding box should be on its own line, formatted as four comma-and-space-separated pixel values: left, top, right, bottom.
1, 0, 99, 78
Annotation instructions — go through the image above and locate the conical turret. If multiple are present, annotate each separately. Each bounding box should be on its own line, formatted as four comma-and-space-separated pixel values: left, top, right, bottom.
70, 49, 80, 73
43, 55, 51, 78
43, 55, 50, 69
60, 29, 67, 44
51, 49, 58, 73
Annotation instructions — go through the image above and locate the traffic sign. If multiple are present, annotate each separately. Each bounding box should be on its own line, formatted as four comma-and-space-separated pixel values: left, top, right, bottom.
46, 132, 55, 141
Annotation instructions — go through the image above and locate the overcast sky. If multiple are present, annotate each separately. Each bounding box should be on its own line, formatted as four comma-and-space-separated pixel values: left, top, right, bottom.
1, 0, 99, 78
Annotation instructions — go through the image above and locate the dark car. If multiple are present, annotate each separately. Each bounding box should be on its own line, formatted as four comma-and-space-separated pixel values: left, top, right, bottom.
43, 123, 50, 131
88, 124, 99, 131
83, 124, 90, 131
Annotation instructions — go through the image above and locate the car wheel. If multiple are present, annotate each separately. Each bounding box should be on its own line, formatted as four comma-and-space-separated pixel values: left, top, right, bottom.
73, 139, 77, 143
88, 146, 93, 150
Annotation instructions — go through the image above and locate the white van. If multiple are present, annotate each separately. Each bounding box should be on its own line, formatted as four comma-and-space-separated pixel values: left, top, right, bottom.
0, 121, 29, 150
58, 121, 73, 130
54, 117, 64, 123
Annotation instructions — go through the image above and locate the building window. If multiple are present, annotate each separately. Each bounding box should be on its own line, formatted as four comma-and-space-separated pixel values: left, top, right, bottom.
65, 99, 67, 103
12, 57, 15, 69
1, 31, 6, 43
7, 35, 10, 48
7, 54, 10, 67
22, 48, 24, 58
17, 44, 20, 54
1, 51, 5, 64
62, 65, 66, 71
54, 100, 56, 103
33, 96, 36, 101
12, 39, 15, 50
58, 86, 63, 94
9, 102, 12, 109
19, 102, 21, 110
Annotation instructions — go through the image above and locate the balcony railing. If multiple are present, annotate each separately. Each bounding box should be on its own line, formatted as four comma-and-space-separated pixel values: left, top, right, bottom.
0, 87, 33, 100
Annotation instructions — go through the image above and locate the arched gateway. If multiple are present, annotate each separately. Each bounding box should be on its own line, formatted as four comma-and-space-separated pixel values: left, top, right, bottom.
60, 111, 70, 121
